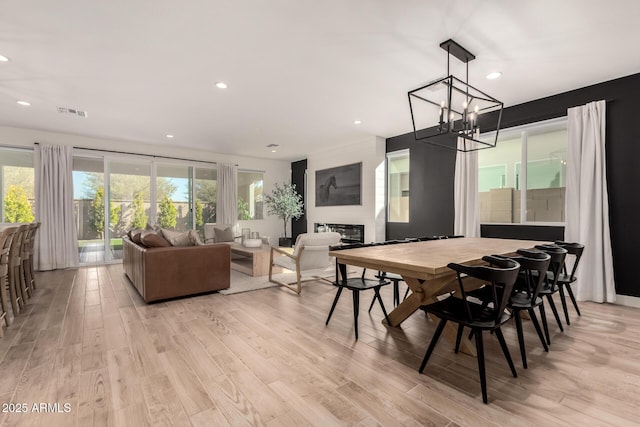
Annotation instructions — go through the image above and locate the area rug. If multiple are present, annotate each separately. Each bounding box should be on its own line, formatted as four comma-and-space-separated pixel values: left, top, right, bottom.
219, 268, 355, 295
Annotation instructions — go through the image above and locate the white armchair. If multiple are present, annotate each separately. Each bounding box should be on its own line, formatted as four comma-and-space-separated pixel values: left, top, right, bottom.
269, 232, 342, 294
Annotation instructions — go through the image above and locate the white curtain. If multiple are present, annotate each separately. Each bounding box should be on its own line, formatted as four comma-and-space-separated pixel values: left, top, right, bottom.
35, 144, 79, 270
216, 163, 238, 225
454, 137, 480, 237
566, 100, 616, 303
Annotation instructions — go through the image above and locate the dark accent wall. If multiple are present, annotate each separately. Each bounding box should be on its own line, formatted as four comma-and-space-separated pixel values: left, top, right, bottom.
386, 72, 640, 297
291, 159, 307, 242
386, 133, 457, 239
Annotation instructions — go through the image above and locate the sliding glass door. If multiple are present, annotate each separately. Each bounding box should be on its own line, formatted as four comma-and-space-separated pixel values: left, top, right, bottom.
107, 159, 151, 260
156, 163, 192, 231
73, 156, 106, 263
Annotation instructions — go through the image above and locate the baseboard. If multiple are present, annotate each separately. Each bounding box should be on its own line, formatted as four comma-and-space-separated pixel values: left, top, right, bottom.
614, 294, 640, 308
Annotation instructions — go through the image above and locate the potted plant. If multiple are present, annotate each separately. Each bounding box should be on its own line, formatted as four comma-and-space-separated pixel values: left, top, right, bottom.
264, 182, 303, 247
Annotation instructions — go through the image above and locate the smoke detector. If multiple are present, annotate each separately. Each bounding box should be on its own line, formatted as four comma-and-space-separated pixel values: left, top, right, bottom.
58, 107, 88, 118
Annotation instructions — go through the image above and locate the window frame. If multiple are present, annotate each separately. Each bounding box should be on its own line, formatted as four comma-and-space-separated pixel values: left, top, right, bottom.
386, 149, 410, 223
479, 117, 567, 226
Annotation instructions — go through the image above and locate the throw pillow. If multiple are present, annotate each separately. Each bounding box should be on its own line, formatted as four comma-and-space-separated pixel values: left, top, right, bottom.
214, 227, 234, 243
130, 228, 144, 244
189, 230, 204, 246
141, 230, 171, 248
161, 229, 194, 247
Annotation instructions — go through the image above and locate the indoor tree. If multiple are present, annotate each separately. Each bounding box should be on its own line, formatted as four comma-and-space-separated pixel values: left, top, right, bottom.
263, 182, 303, 242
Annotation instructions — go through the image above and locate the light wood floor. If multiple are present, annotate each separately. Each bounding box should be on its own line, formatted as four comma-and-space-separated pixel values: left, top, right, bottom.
1, 266, 639, 426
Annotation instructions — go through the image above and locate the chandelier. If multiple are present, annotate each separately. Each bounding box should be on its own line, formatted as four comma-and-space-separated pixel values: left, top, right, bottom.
408, 39, 503, 152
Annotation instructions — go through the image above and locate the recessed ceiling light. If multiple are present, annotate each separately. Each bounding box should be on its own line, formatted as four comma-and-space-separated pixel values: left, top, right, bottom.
215, 82, 228, 89
271, 150, 277, 153
165, 134, 174, 139
16, 100, 31, 106
486, 72, 502, 80
0, 55, 9, 62
353, 120, 362, 125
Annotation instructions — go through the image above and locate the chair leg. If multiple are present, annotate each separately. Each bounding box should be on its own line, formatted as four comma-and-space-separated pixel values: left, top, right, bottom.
367, 294, 376, 313
558, 285, 571, 325
0, 277, 11, 327
528, 308, 549, 352
494, 327, 517, 378
419, 318, 447, 373
373, 287, 391, 325
475, 330, 488, 404
513, 310, 527, 369
353, 290, 360, 340
403, 285, 410, 301
539, 303, 551, 345
393, 280, 399, 307
546, 294, 564, 332
455, 324, 464, 354
325, 287, 344, 326
565, 283, 581, 316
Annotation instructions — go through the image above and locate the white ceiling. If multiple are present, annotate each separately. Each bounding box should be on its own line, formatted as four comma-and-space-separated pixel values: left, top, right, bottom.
1, 1, 639, 161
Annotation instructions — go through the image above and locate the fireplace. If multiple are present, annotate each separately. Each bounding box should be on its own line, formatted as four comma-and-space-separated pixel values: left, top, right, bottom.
314, 223, 364, 244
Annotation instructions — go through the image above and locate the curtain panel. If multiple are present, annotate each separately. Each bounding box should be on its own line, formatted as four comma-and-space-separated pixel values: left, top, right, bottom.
454, 138, 480, 237
35, 144, 79, 270
216, 163, 238, 226
566, 100, 616, 303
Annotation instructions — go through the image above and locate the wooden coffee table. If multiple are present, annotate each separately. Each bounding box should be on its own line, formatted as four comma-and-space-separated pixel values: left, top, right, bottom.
229, 243, 277, 276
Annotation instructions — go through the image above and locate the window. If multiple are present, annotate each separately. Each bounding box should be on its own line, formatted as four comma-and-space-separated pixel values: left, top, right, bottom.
478, 118, 567, 224
387, 150, 410, 223
237, 171, 264, 220
73, 156, 106, 263
1, 148, 35, 223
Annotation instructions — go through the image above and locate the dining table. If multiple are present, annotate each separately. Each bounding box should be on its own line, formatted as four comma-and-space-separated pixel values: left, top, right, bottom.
329, 237, 545, 355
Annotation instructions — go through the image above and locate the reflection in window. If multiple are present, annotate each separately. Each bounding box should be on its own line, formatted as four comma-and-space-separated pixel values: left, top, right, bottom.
238, 171, 264, 220
478, 118, 567, 224
387, 150, 410, 223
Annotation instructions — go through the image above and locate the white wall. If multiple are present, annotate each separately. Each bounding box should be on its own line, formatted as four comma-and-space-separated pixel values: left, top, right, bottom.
307, 136, 386, 243
0, 125, 291, 243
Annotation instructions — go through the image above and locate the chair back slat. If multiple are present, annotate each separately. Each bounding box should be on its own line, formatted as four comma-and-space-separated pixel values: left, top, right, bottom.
448, 256, 520, 325
554, 241, 585, 281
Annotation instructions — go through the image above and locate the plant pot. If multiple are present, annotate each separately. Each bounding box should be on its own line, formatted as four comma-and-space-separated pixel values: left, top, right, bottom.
278, 237, 292, 248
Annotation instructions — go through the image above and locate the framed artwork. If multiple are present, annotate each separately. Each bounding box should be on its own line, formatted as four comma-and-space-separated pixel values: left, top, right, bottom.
315, 162, 362, 206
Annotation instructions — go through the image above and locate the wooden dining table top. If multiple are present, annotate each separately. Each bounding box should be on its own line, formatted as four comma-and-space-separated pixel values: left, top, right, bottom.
329, 237, 546, 280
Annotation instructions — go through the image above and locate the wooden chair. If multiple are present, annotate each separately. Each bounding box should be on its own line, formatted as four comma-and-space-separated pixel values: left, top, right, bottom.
7, 224, 29, 316
21, 222, 40, 296
419, 255, 520, 404
268, 232, 342, 294
0, 226, 18, 336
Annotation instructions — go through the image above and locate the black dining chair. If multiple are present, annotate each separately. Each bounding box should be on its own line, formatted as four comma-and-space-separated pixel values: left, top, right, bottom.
418, 256, 520, 404
553, 241, 585, 324
464, 249, 551, 369
534, 244, 568, 345
325, 256, 391, 340
505, 249, 551, 368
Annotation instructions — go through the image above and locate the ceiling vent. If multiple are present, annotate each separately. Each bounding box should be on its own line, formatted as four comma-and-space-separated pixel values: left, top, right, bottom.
58, 107, 88, 118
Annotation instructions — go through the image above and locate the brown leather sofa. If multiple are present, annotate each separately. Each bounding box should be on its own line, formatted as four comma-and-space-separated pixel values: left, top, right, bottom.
123, 236, 230, 302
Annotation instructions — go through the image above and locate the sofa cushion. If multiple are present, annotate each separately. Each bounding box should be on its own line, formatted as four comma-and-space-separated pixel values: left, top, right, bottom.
141, 230, 171, 247
214, 226, 234, 243
161, 229, 196, 246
